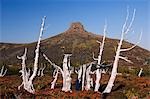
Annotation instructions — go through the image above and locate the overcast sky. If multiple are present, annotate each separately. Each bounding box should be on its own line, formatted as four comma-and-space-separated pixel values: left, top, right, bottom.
1, 0, 150, 50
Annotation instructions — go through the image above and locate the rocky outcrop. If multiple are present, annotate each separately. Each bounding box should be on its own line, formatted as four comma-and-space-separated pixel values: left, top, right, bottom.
65, 22, 86, 33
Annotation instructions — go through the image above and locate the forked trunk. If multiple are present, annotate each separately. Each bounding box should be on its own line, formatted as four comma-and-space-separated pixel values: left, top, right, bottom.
17, 16, 46, 93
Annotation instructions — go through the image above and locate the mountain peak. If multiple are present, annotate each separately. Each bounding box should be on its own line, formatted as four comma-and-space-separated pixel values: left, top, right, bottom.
65, 22, 86, 33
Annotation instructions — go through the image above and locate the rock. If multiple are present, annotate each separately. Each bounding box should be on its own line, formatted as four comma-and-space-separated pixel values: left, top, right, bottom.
66, 22, 86, 33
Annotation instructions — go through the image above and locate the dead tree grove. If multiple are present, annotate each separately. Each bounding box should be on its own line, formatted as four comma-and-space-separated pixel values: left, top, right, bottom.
43, 53, 73, 92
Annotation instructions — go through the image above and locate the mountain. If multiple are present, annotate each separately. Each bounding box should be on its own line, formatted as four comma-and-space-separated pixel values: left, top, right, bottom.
0, 22, 150, 67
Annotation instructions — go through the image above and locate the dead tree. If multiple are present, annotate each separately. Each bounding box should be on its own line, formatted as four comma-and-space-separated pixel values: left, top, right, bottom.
43, 54, 63, 89
93, 22, 107, 92
62, 54, 72, 92
37, 66, 46, 77
85, 63, 94, 91
138, 68, 143, 77
75, 65, 82, 90
51, 69, 59, 89
17, 16, 46, 93
75, 61, 96, 91
103, 8, 142, 93
43, 53, 73, 92
81, 64, 86, 91
0, 66, 7, 77
75, 65, 82, 83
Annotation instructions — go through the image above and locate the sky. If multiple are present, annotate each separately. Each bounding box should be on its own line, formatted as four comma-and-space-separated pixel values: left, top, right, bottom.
1, 0, 150, 50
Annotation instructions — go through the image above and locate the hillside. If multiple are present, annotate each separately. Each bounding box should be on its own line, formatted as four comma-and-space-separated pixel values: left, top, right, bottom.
0, 22, 150, 68
0, 22, 150, 99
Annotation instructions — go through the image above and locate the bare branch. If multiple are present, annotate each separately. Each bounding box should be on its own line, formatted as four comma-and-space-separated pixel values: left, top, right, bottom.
96, 40, 101, 44
37, 68, 42, 76
43, 53, 53, 65
0, 66, 7, 77
92, 52, 98, 61
43, 53, 63, 75
41, 66, 46, 77
51, 69, 59, 89
0, 66, 4, 74
18, 82, 23, 90
75, 69, 78, 74
2, 69, 7, 76
90, 70, 96, 74
122, 7, 136, 35
44, 24, 49, 31
124, 9, 136, 34
17, 48, 27, 60
122, 6, 129, 34
120, 31, 142, 52
37, 66, 46, 77
17, 56, 22, 59
119, 56, 133, 64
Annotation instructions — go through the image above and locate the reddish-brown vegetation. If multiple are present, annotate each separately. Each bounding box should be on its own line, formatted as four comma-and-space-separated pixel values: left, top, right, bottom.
0, 74, 149, 99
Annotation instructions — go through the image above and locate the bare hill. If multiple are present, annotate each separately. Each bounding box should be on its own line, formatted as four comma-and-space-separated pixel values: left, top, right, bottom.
0, 22, 150, 67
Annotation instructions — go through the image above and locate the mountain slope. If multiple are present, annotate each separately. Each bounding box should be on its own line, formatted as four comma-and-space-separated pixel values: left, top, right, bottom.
0, 22, 150, 67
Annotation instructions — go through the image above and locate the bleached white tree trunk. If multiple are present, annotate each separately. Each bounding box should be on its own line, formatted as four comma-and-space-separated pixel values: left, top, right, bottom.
93, 22, 107, 92
43, 54, 64, 89
37, 68, 42, 76
81, 64, 86, 91
85, 63, 93, 91
40, 66, 46, 77
62, 54, 72, 92
0, 66, 7, 77
138, 68, 143, 77
17, 16, 46, 93
51, 69, 59, 89
94, 69, 102, 92
17, 48, 35, 93
103, 8, 142, 93
75, 61, 95, 91
29, 16, 46, 82
37, 66, 46, 77
43, 53, 72, 92
75, 65, 82, 83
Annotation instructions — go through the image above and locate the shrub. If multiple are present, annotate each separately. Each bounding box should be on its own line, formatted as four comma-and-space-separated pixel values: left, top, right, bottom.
125, 88, 139, 99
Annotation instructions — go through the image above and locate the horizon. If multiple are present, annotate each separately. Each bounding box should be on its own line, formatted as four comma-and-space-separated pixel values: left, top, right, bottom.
1, 0, 150, 50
